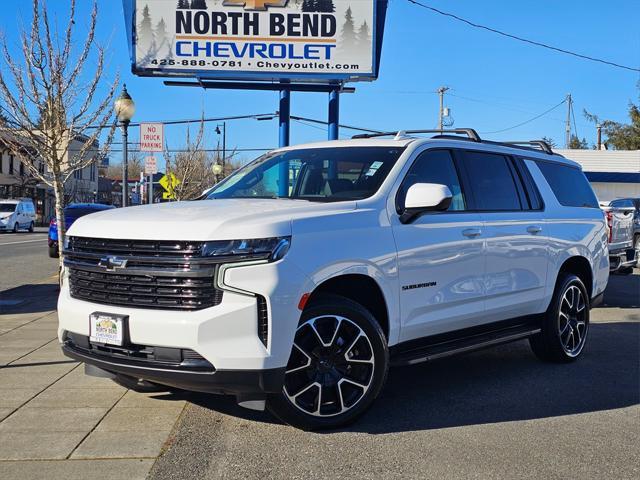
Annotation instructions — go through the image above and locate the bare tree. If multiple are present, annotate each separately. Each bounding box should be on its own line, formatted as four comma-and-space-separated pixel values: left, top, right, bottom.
163, 121, 218, 201
106, 152, 144, 180
0, 0, 118, 263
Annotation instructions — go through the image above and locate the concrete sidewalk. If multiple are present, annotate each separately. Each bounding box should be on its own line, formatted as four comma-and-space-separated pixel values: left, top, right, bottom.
0, 287, 188, 480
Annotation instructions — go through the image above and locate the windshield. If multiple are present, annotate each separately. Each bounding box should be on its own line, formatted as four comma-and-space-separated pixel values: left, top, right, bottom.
0, 204, 17, 213
207, 147, 405, 202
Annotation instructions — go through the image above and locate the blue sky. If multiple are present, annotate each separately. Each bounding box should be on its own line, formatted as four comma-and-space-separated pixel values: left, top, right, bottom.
1, 0, 639, 167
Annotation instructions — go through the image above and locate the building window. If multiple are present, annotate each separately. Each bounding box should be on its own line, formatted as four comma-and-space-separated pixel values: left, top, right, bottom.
20, 161, 24, 176
9, 155, 14, 175
0, 152, 3, 174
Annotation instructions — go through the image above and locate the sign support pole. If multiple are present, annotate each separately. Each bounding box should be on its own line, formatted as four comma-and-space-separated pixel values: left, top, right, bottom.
148, 175, 153, 204
278, 89, 290, 196
328, 89, 340, 141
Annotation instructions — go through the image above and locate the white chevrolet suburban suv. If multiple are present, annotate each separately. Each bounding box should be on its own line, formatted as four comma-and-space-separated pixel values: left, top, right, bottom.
58, 129, 609, 430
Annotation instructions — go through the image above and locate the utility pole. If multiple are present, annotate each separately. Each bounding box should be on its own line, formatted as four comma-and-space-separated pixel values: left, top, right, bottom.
565, 93, 572, 148
596, 124, 602, 150
438, 86, 450, 131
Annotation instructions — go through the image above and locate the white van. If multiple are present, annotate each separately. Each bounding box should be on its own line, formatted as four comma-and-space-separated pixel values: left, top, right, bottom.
0, 199, 36, 232
58, 129, 609, 430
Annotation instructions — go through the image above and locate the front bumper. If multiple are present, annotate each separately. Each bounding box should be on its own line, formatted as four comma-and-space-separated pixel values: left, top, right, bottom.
62, 333, 285, 398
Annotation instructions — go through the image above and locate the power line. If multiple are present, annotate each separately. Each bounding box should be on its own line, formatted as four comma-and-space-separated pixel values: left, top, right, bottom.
406, 0, 640, 73
480, 99, 567, 134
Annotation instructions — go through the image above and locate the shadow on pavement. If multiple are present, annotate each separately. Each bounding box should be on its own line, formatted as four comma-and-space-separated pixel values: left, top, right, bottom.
0, 283, 59, 314
184, 321, 639, 433
602, 273, 640, 309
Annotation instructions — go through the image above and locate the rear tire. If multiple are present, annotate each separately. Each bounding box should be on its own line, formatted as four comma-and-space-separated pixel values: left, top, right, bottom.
267, 294, 389, 430
28, 222, 34, 233
530, 273, 590, 363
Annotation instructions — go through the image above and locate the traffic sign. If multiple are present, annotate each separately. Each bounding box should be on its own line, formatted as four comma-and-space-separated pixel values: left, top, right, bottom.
144, 156, 158, 175
140, 123, 164, 152
159, 173, 180, 200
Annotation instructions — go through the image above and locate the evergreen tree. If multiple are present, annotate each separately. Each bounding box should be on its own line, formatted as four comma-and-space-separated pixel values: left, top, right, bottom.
177, 0, 190, 8
190, 0, 208, 9
340, 7, 356, 46
301, 0, 315, 12
569, 135, 589, 150
156, 18, 167, 40
155, 18, 169, 58
356, 20, 371, 50
137, 5, 155, 54
317, 0, 335, 12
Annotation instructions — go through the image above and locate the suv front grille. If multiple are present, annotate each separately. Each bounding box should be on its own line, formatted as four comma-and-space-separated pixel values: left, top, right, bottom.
65, 237, 223, 311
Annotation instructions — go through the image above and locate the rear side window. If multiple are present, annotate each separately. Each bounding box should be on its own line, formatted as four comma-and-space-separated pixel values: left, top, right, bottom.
460, 151, 522, 211
535, 161, 599, 208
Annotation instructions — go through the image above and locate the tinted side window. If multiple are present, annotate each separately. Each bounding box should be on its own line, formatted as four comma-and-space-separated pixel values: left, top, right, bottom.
461, 152, 522, 211
399, 150, 465, 211
536, 161, 599, 208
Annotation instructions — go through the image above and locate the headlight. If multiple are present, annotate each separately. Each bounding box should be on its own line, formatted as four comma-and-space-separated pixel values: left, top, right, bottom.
202, 237, 291, 262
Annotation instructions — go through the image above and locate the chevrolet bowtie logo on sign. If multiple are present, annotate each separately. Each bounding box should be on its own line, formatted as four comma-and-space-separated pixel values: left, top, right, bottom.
222, 0, 288, 11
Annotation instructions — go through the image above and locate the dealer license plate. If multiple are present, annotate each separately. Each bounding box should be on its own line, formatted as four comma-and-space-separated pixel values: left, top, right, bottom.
89, 312, 125, 346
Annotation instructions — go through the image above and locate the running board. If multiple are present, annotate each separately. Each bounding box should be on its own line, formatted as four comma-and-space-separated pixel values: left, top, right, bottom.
390, 323, 541, 367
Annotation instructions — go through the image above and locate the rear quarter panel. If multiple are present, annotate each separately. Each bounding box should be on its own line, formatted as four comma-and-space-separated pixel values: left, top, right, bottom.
525, 160, 609, 304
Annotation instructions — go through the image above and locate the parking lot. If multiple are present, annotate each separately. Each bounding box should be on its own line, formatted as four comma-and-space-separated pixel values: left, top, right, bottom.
1, 234, 638, 479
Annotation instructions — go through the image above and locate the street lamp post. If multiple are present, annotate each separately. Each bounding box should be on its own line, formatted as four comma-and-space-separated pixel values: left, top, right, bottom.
215, 122, 226, 171
114, 85, 135, 207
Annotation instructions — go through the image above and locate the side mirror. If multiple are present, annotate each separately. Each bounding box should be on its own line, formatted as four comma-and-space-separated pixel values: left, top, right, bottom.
400, 183, 453, 224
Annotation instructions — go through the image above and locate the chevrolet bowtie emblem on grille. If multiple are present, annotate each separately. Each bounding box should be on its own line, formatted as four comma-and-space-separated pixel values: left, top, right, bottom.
222, 0, 288, 11
99, 256, 128, 271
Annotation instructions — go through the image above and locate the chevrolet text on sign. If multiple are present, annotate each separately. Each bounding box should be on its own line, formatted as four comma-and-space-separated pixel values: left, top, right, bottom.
140, 123, 164, 152
132, 0, 376, 81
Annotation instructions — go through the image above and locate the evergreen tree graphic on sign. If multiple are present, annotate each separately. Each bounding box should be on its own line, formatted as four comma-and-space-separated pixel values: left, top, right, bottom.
340, 6, 356, 47
191, 0, 208, 9
155, 18, 170, 60
137, 4, 155, 57
177, 0, 190, 8
302, 0, 334, 12
356, 20, 371, 53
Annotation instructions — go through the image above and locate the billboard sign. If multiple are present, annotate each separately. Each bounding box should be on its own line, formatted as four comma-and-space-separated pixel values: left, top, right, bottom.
140, 123, 164, 152
124, 0, 387, 83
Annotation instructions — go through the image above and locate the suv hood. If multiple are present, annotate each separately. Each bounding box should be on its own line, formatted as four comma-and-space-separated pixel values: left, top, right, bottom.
67, 198, 357, 241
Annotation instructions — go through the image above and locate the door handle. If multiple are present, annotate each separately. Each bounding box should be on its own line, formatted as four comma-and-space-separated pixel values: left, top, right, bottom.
527, 225, 542, 235
462, 228, 482, 238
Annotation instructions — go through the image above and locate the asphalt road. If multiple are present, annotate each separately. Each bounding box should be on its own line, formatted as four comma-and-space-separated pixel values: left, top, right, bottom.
150, 273, 640, 480
0, 228, 59, 294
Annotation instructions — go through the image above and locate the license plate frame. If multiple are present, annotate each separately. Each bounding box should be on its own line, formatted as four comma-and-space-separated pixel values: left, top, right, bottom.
89, 312, 128, 346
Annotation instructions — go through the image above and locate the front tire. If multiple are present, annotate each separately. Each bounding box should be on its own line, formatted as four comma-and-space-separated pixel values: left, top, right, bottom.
267, 294, 389, 430
530, 273, 590, 363
12, 222, 18, 233
28, 222, 34, 233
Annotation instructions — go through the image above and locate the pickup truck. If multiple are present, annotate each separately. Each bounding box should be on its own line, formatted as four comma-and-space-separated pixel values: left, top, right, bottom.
601, 203, 636, 274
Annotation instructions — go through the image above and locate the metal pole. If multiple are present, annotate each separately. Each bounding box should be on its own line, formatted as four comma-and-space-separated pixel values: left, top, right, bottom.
222, 122, 226, 171
328, 89, 340, 141
122, 121, 129, 207
148, 174, 153, 204
565, 93, 572, 148
596, 124, 602, 150
437, 86, 449, 131
278, 89, 290, 197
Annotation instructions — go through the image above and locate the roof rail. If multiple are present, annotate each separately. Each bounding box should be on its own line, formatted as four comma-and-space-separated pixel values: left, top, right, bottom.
352, 128, 481, 142
501, 140, 553, 155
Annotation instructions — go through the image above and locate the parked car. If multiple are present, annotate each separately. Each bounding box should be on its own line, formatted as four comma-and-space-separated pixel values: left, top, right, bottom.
58, 129, 609, 430
48, 203, 115, 257
0, 198, 36, 233
600, 201, 635, 274
608, 197, 640, 270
